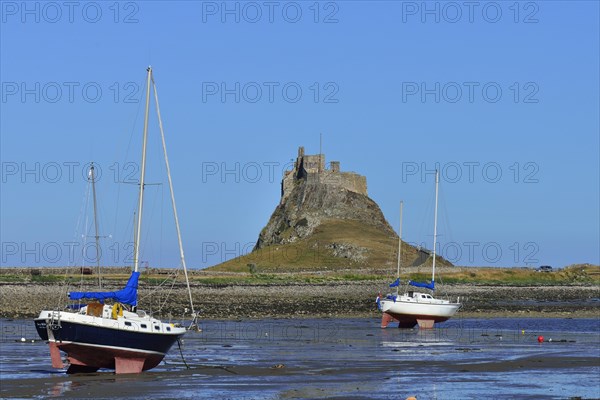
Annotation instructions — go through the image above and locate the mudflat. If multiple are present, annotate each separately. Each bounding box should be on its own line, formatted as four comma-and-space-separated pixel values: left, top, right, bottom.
1, 317, 599, 399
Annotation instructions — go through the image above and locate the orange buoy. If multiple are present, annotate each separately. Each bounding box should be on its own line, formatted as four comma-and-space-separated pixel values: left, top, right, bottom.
537, 336, 544, 343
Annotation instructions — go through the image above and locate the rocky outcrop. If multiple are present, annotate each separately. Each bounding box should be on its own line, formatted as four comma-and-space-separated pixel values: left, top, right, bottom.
255, 177, 396, 250
246, 147, 452, 269
201, 146, 454, 271
247, 146, 451, 269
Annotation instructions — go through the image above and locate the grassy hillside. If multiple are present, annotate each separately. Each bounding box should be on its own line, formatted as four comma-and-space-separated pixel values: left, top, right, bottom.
208, 219, 450, 273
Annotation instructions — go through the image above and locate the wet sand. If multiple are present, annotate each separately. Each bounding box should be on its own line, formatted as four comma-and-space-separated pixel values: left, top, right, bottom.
1, 317, 599, 399
3, 356, 599, 399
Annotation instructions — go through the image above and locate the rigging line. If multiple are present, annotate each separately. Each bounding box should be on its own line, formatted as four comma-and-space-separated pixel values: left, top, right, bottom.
157, 269, 180, 314
137, 268, 180, 304
112, 76, 147, 254
416, 180, 436, 252
139, 185, 162, 266
121, 200, 137, 266
160, 180, 164, 268
439, 183, 454, 250
57, 177, 91, 310
79, 179, 93, 291
151, 75, 196, 321
89, 163, 102, 288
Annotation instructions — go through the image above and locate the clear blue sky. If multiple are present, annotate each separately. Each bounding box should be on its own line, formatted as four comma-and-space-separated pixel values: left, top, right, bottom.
1, 1, 598, 269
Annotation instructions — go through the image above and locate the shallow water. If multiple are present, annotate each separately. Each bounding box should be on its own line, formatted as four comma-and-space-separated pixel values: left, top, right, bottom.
1, 317, 599, 399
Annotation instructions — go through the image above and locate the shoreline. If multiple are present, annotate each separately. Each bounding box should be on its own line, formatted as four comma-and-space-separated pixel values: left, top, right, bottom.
1, 282, 598, 320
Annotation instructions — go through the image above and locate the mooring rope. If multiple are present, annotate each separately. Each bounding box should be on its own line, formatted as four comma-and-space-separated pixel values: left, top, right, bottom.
176, 338, 190, 369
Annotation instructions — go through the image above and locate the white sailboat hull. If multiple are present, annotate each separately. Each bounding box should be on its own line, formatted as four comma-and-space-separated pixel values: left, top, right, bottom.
379, 292, 461, 328
380, 299, 460, 319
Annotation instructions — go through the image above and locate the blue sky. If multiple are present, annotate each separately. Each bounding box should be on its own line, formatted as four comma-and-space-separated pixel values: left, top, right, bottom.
1, 1, 598, 269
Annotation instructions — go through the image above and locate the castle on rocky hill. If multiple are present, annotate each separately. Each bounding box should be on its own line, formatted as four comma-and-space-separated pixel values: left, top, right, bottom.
281, 146, 367, 202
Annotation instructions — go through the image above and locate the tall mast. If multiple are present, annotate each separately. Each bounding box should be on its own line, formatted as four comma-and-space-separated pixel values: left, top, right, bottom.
396, 201, 403, 280
89, 163, 102, 287
133, 66, 152, 273
151, 71, 196, 321
432, 170, 439, 284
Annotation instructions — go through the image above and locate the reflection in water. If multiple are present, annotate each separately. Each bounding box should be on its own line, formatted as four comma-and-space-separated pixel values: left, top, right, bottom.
49, 380, 76, 398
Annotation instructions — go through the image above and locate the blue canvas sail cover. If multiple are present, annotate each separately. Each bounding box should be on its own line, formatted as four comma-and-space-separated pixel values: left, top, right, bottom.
389, 278, 401, 288
408, 279, 435, 290
69, 271, 140, 306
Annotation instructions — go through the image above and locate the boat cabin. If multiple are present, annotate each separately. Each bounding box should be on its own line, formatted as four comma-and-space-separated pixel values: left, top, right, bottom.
415, 292, 433, 300
405, 291, 435, 302
408, 291, 432, 299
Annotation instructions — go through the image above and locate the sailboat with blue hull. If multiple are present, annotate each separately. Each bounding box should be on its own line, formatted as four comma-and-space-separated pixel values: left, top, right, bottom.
378, 171, 461, 329
34, 67, 197, 374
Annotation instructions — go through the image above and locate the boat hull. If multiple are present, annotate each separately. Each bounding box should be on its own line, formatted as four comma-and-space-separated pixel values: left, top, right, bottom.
34, 319, 49, 341
53, 340, 168, 373
379, 298, 460, 328
49, 319, 182, 354
35, 311, 185, 374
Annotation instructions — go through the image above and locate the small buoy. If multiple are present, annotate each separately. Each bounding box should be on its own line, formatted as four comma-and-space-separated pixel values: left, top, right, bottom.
406, 397, 417, 400
537, 336, 544, 343
20, 337, 26, 342
548, 338, 552, 342
521, 330, 525, 335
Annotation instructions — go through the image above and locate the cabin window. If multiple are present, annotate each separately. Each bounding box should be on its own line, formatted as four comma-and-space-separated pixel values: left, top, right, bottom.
124, 322, 132, 327
154, 326, 159, 330
166, 326, 171, 332
141, 324, 147, 329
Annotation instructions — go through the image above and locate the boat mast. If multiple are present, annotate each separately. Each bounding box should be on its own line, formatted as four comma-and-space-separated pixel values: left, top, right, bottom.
133, 66, 152, 274
150, 70, 197, 322
432, 170, 439, 284
396, 200, 403, 293
89, 163, 102, 287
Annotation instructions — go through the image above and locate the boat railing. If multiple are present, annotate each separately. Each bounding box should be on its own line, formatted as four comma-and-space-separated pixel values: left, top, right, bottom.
49, 310, 62, 330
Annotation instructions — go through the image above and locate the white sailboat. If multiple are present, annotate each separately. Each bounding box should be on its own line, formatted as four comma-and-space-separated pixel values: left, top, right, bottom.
34, 67, 197, 374
378, 170, 461, 329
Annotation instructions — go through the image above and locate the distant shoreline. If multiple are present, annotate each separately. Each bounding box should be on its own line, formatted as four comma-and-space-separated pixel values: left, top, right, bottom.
1, 281, 597, 320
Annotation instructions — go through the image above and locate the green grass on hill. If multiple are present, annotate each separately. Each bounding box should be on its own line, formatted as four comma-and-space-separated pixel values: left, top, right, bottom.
208, 219, 446, 273
1, 264, 597, 287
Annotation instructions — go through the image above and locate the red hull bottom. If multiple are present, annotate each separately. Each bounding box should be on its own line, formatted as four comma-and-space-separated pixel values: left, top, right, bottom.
381, 312, 449, 329
49, 342, 165, 374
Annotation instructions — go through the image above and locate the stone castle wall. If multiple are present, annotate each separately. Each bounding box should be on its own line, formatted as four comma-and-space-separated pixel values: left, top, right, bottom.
281, 147, 367, 202
300, 154, 325, 175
